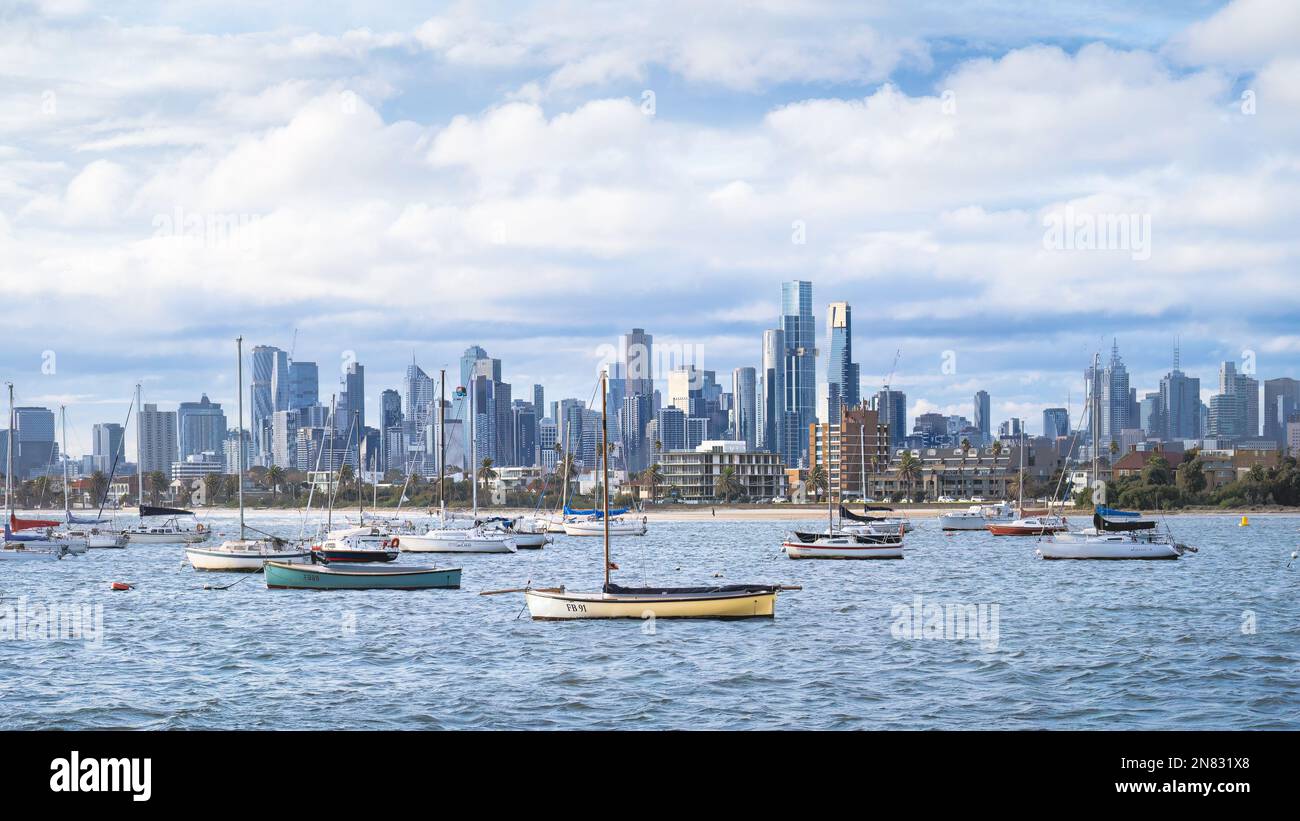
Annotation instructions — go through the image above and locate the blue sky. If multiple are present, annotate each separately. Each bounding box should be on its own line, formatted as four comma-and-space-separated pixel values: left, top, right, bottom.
2, 0, 1299, 454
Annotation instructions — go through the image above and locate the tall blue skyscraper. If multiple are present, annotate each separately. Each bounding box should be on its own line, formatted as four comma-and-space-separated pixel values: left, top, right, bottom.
250, 345, 287, 465
289, 361, 318, 410
781, 280, 816, 466
874, 390, 907, 447
732, 366, 757, 450
177, 394, 227, 459
974, 390, 991, 443
826, 301, 859, 423
758, 328, 787, 459
1159, 344, 1201, 441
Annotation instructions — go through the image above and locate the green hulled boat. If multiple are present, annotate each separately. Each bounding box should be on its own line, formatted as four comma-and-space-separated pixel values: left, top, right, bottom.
265, 561, 461, 590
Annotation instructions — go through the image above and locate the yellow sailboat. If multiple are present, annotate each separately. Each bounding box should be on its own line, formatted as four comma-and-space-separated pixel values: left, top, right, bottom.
485, 370, 797, 620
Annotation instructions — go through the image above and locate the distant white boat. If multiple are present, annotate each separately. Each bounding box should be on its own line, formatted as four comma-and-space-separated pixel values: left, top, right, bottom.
563, 515, 648, 537
397, 527, 517, 554
939, 502, 1015, 531
1037, 507, 1193, 560
782, 530, 904, 559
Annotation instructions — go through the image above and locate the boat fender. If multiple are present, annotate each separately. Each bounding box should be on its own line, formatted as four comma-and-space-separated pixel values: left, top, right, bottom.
391, 537, 399, 549
110, 581, 133, 591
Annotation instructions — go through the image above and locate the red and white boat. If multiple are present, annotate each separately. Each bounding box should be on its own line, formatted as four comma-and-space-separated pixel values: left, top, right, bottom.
985, 513, 1068, 536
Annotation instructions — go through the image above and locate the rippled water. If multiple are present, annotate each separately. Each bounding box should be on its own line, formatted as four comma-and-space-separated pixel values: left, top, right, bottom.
1, 512, 1297, 729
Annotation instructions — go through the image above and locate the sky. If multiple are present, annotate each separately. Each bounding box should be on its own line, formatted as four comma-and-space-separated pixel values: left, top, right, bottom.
2, 0, 1299, 455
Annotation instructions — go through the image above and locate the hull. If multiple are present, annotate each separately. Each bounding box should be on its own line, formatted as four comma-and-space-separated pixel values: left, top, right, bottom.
1037, 538, 1181, 560
265, 562, 462, 590
0, 546, 67, 561
783, 540, 904, 559
509, 532, 551, 549
87, 533, 128, 548
397, 531, 517, 553
124, 530, 210, 544
524, 588, 776, 620
985, 524, 1064, 536
938, 514, 1011, 531
311, 547, 399, 563
563, 518, 648, 536
186, 545, 313, 571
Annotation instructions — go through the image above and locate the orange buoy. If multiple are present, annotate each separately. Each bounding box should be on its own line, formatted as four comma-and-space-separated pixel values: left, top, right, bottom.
110, 582, 132, 591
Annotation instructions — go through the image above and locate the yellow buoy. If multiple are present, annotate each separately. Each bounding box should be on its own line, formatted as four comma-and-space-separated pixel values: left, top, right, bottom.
1239, 515, 1249, 527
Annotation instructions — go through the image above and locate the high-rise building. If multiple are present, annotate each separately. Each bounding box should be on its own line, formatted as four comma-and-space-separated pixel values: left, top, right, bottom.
1139, 391, 1162, 436
1158, 344, 1201, 441
655, 406, 687, 452
873, 390, 907, 447
1263, 377, 1300, 445
270, 409, 299, 468
92, 422, 125, 473
340, 361, 365, 430
826, 301, 859, 423
138, 403, 178, 479
1087, 339, 1131, 449
1218, 361, 1259, 439
974, 391, 991, 443
667, 367, 703, 417
622, 328, 654, 397
11, 406, 56, 480
781, 280, 816, 466
251, 345, 286, 464
289, 361, 318, 410
224, 429, 255, 475
512, 401, 537, 467
732, 366, 757, 450
538, 418, 558, 472
1043, 407, 1070, 439
758, 328, 786, 457
177, 395, 227, 459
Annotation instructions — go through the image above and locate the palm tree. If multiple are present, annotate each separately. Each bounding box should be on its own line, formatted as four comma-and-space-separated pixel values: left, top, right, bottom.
266, 465, 285, 502
991, 440, 1003, 460
640, 462, 665, 503
203, 472, 223, 505
714, 466, 742, 502
88, 470, 109, 509
477, 457, 497, 497
809, 465, 828, 501
1108, 439, 1120, 463
337, 464, 354, 501
222, 474, 240, 502
898, 452, 922, 501
148, 471, 168, 505
556, 451, 578, 501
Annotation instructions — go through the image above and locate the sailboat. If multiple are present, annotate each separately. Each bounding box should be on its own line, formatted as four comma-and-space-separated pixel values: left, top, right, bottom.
1037, 507, 1193, 560
186, 337, 312, 571
311, 410, 400, 563
493, 371, 797, 619
561, 504, 648, 536
122, 383, 212, 545
781, 490, 904, 560
985, 431, 1067, 536
399, 372, 516, 554
2, 383, 68, 561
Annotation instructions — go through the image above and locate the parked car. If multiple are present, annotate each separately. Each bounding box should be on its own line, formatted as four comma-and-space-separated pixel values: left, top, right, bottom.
937, 496, 956, 503
771, 497, 788, 504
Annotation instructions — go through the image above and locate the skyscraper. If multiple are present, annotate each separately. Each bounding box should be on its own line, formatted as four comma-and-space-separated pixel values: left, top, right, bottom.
974, 391, 991, 443
92, 422, 125, 473
1159, 345, 1201, 441
288, 361, 319, 409
732, 366, 757, 450
340, 361, 365, 430
250, 345, 284, 465
781, 281, 816, 466
1042, 407, 1070, 439
1263, 377, 1300, 445
622, 328, 654, 397
873, 390, 907, 447
177, 395, 227, 459
758, 328, 787, 458
1087, 339, 1131, 449
826, 301, 859, 423
12, 406, 56, 480
138, 403, 178, 479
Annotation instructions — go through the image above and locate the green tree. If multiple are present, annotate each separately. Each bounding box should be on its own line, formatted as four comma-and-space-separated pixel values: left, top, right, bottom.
714, 466, 742, 502
897, 452, 922, 500
148, 471, 168, 505
88, 470, 109, 509
640, 463, 665, 503
478, 457, 497, 498
266, 465, 285, 502
204, 472, 224, 505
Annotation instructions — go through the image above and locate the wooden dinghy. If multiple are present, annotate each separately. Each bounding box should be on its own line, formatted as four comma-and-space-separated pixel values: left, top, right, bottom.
264, 561, 462, 590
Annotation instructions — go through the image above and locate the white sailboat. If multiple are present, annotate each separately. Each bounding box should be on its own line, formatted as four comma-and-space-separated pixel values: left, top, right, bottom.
985, 430, 1067, 536
491, 371, 797, 619
2, 383, 68, 562
938, 501, 1015, 531
1037, 508, 1191, 560
186, 337, 311, 571
122, 382, 212, 545
399, 370, 516, 554
782, 496, 905, 560
562, 514, 648, 536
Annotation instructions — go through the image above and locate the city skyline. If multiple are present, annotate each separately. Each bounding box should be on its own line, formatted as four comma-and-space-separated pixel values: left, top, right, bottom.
3, 1, 1299, 455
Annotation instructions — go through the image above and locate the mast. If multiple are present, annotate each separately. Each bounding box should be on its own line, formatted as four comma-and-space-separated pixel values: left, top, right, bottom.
6, 383, 13, 520
858, 416, 867, 503
1018, 429, 1025, 515
236, 337, 246, 540
470, 382, 477, 520
326, 394, 337, 532
136, 382, 143, 510
61, 405, 69, 516
439, 369, 446, 524
1091, 351, 1100, 504
601, 370, 611, 589
354, 409, 362, 524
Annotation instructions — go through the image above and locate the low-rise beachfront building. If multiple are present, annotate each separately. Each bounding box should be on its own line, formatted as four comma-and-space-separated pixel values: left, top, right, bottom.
657, 440, 787, 502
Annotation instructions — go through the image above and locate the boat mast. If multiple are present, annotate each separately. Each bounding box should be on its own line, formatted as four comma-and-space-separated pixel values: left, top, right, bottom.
470, 382, 477, 521
326, 394, 337, 532
61, 405, 69, 516
136, 381, 143, 511
859, 416, 867, 502
6, 383, 13, 520
236, 337, 246, 541
601, 370, 611, 589
1092, 351, 1100, 507
439, 369, 446, 524
354, 409, 362, 524
1018, 429, 1025, 515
